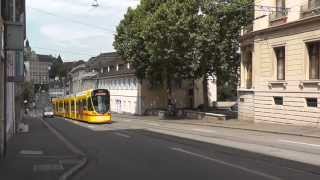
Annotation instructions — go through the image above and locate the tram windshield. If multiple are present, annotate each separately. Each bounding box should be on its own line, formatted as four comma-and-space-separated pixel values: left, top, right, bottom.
92, 90, 110, 114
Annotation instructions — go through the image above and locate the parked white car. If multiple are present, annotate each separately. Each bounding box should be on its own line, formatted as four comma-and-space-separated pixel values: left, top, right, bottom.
43, 106, 54, 118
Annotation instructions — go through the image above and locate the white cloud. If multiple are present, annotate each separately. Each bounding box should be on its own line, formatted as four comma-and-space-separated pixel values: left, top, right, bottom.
40, 24, 105, 41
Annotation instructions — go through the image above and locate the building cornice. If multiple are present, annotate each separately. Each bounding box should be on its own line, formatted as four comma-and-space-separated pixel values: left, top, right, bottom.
241, 15, 320, 40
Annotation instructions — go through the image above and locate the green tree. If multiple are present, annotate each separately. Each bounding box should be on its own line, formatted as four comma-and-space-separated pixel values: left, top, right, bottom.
115, 0, 201, 104
196, 0, 253, 106
142, 0, 200, 101
114, 0, 253, 109
22, 82, 34, 102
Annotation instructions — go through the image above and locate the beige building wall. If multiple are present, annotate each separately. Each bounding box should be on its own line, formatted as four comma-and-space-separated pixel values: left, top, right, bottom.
239, 0, 320, 126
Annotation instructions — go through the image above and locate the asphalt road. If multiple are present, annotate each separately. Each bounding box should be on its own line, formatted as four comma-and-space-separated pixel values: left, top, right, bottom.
45, 117, 320, 180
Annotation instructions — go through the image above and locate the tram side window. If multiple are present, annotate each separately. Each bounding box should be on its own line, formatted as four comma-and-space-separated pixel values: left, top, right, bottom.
59, 102, 62, 112
64, 102, 68, 113
88, 98, 94, 111
71, 100, 75, 112
76, 100, 80, 112
83, 99, 88, 111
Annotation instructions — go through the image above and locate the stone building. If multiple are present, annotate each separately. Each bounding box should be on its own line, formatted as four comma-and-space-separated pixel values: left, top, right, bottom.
239, 0, 320, 126
0, 1, 5, 156
68, 62, 97, 94
1, 0, 26, 157
25, 41, 56, 92
86, 53, 217, 115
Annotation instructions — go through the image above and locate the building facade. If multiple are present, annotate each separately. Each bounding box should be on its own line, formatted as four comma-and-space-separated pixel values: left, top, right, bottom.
1, 0, 26, 157
0, 1, 5, 156
239, 0, 320, 126
68, 62, 97, 94
88, 53, 217, 115
25, 41, 56, 92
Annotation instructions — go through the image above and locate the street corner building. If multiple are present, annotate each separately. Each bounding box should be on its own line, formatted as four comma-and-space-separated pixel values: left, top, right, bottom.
239, 0, 320, 126
67, 52, 217, 116
0, 0, 26, 157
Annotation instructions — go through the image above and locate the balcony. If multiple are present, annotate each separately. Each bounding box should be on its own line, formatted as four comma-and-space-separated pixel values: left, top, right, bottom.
269, 9, 288, 26
301, 1, 320, 18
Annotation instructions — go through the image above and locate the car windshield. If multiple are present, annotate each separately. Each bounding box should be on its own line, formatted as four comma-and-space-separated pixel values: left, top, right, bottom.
92, 95, 109, 114
44, 107, 53, 112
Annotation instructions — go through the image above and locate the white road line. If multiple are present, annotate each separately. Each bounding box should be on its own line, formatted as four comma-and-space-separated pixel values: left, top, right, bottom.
279, 139, 320, 148
122, 119, 132, 122
170, 147, 282, 180
147, 123, 160, 126
191, 128, 216, 133
87, 125, 95, 129
114, 132, 131, 138
20, 150, 43, 155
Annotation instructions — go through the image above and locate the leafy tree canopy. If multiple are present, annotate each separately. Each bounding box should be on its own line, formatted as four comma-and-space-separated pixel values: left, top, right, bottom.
114, 0, 253, 102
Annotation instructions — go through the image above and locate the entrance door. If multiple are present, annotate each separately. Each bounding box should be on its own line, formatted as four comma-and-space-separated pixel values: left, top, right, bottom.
116, 100, 122, 113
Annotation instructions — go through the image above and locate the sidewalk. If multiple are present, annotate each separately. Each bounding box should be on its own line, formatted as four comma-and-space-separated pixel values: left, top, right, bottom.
0, 115, 84, 180
113, 114, 320, 139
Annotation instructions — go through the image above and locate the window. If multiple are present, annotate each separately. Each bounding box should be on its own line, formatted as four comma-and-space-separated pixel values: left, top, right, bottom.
240, 98, 245, 103
245, 53, 252, 89
276, 0, 286, 17
88, 98, 94, 111
307, 42, 320, 79
128, 78, 132, 89
274, 96, 283, 105
83, 99, 88, 111
309, 0, 320, 8
306, 98, 318, 107
118, 64, 125, 71
274, 47, 285, 80
109, 65, 115, 72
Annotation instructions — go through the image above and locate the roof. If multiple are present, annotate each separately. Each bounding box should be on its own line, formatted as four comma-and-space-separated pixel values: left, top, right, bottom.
70, 63, 87, 74
87, 52, 124, 69
37, 54, 56, 63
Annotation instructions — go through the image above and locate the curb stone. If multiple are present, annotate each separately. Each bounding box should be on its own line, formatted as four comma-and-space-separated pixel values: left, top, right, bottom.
112, 114, 320, 139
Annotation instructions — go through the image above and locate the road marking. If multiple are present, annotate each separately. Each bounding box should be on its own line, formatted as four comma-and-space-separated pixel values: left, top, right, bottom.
147, 123, 160, 126
60, 159, 82, 165
88, 125, 95, 129
279, 139, 320, 148
123, 119, 132, 122
114, 132, 131, 138
20, 150, 43, 155
170, 147, 282, 180
191, 128, 216, 133
33, 164, 64, 172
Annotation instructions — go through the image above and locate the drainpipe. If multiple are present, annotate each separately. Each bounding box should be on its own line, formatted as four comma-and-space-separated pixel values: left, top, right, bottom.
2, 20, 7, 158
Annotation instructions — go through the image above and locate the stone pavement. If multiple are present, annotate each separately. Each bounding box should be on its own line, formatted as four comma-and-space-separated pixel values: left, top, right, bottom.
113, 114, 320, 139
0, 115, 84, 180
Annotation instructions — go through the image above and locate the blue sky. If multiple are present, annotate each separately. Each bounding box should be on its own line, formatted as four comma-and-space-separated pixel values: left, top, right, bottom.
26, 0, 139, 62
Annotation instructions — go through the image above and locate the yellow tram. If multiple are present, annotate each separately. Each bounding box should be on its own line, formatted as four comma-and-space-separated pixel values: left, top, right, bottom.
52, 89, 112, 123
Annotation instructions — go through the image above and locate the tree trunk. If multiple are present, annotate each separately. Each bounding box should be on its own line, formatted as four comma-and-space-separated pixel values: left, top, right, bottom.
167, 78, 173, 108
202, 74, 209, 111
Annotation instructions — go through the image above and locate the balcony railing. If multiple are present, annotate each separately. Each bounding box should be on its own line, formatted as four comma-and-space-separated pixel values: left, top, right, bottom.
301, 1, 320, 18
269, 9, 288, 26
